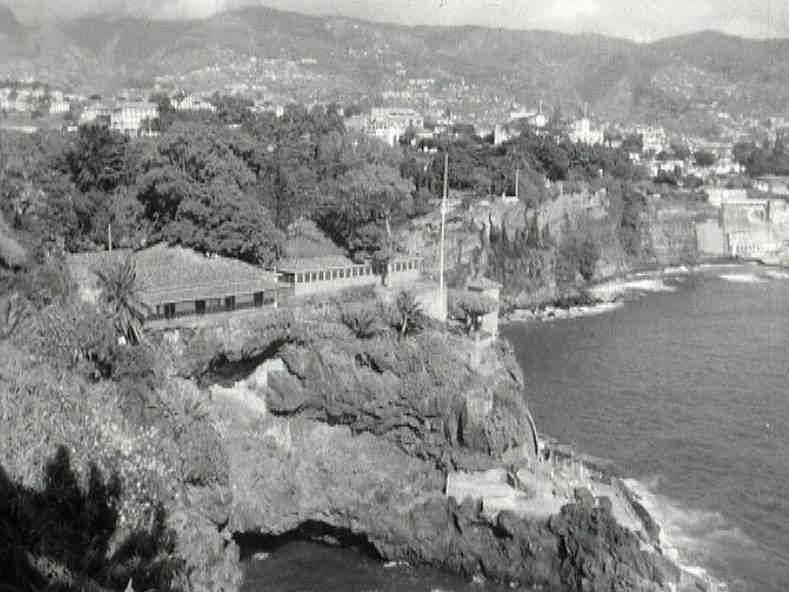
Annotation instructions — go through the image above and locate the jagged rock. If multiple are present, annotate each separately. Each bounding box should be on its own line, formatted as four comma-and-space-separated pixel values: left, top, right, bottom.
261, 333, 537, 470
193, 323, 674, 592
548, 503, 677, 591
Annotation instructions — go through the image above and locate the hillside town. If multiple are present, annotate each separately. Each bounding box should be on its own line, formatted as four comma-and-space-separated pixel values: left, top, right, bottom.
3, 6, 789, 592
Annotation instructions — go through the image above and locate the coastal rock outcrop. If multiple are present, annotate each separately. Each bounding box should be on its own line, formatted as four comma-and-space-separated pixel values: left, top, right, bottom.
185, 315, 677, 591
264, 331, 535, 470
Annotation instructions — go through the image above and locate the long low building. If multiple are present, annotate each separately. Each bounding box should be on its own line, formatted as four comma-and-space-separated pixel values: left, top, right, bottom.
275, 255, 424, 297
68, 244, 288, 327
69, 247, 430, 326
133, 245, 287, 323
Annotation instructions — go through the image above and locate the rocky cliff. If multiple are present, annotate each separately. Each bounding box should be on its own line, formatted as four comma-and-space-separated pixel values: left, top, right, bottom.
405, 192, 713, 310
166, 310, 679, 591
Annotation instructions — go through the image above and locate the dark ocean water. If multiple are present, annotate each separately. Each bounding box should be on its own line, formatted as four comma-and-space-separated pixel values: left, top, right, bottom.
502, 265, 789, 592
242, 264, 788, 592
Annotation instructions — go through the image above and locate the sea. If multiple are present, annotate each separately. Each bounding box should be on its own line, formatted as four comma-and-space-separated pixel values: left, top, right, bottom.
242, 263, 789, 592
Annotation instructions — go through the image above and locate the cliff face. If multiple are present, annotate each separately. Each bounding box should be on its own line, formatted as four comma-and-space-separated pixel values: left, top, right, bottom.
408, 194, 712, 308
174, 313, 676, 591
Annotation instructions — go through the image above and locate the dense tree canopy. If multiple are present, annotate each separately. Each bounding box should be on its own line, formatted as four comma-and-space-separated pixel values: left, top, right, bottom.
1, 97, 645, 275
733, 138, 789, 177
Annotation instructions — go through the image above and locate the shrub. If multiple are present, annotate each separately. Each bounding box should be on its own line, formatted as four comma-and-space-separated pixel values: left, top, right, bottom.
35, 300, 119, 378
448, 290, 498, 336
388, 290, 426, 338
111, 344, 160, 423
0, 293, 31, 340
0, 446, 185, 591
340, 301, 382, 339
10, 255, 75, 309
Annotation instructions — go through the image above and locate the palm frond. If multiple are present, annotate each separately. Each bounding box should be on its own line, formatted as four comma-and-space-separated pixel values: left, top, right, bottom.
95, 255, 149, 345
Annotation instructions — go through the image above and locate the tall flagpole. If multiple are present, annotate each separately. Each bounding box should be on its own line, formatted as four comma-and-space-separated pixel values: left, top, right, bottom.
439, 151, 448, 319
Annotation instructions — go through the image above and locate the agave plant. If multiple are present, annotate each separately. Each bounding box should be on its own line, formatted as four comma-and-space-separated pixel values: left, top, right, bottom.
341, 302, 380, 339
95, 255, 149, 345
392, 290, 425, 338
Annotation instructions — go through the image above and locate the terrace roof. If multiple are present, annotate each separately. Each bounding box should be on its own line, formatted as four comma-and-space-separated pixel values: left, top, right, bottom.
275, 255, 359, 274
68, 244, 282, 306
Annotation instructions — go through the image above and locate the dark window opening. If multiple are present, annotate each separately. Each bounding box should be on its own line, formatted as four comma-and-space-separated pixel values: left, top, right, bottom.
225, 296, 236, 311
196, 300, 206, 315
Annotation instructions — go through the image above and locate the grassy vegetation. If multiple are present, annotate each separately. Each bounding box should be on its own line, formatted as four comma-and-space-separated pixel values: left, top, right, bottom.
0, 255, 239, 591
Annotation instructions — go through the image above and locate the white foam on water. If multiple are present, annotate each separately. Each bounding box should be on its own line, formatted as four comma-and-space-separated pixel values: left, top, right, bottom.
588, 277, 677, 301
621, 478, 737, 592
765, 270, 789, 280
719, 273, 767, 284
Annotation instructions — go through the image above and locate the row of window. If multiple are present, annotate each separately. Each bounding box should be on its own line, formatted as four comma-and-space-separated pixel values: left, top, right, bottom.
287, 260, 421, 284
391, 260, 420, 273
158, 291, 276, 319
295, 266, 373, 284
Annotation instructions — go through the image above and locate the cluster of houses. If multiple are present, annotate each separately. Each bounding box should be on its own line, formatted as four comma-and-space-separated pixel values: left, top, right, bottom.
696, 177, 789, 264
0, 85, 73, 116
68, 244, 501, 336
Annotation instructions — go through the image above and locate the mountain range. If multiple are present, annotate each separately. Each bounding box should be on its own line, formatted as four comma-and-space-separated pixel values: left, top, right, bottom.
2, 5, 789, 132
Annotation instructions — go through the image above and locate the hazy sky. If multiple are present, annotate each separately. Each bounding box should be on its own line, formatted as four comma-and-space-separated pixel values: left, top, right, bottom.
4, 0, 788, 42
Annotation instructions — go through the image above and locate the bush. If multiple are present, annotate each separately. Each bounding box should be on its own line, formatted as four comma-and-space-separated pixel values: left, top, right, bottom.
8, 255, 75, 310
35, 300, 119, 378
111, 344, 160, 424
340, 301, 382, 338
0, 446, 185, 591
448, 290, 498, 336
0, 293, 32, 340
388, 290, 426, 338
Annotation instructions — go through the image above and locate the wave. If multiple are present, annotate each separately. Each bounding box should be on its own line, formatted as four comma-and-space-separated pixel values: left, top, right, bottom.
621, 478, 738, 592
765, 270, 789, 280
719, 273, 767, 284
588, 278, 677, 302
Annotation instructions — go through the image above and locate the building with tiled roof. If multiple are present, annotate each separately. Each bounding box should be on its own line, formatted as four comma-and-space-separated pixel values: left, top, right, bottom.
68, 244, 287, 327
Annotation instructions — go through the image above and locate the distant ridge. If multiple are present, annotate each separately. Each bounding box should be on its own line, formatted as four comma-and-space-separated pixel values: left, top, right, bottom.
0, 5, 24, 37
1, 5, 789, 129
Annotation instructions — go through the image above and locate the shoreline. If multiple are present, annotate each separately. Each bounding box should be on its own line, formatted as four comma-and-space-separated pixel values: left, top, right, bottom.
501, 258, 785, 325
543, 440, 727, 592
502, 266, 688, 324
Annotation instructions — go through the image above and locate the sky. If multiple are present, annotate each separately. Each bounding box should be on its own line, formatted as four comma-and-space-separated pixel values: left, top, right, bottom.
3, 0, 788, 42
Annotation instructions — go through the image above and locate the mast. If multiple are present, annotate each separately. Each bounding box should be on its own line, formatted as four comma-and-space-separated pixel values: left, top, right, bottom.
440, 151, 448, 319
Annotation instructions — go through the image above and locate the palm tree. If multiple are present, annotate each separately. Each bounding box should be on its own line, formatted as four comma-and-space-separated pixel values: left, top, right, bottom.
95, 255, 149, 345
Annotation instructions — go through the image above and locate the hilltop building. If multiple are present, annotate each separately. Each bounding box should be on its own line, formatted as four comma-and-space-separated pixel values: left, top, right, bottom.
80, 101, 159, 136
754, 175, 789, 196
635, 126, 667, 154
706, 188, 748, 208
172, 94, 217, 112
346, 108, 424, 146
